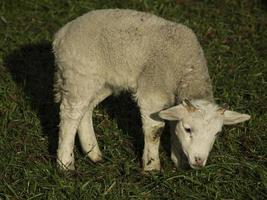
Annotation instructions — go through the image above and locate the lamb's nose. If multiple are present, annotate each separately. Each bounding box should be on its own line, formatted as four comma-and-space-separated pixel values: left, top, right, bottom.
194, 156, 204, 166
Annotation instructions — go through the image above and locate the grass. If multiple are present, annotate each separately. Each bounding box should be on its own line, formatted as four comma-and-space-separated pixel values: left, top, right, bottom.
0, 0, 266, 199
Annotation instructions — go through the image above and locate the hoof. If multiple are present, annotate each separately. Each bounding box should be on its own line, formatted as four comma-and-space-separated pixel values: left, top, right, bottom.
87, 152, 103, 163
57, 159, 75, 171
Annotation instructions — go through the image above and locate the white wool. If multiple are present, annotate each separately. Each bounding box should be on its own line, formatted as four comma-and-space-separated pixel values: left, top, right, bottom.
53, 9, 250, 171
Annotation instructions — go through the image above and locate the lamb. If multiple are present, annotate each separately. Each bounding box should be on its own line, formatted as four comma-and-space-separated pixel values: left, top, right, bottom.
53, 9, 250, 171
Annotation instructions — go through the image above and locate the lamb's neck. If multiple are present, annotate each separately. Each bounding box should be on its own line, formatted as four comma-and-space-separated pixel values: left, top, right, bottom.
176, 77, 214, 103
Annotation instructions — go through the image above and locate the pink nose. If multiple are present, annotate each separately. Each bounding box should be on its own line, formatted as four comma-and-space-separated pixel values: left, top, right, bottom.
194, 156, 204, 167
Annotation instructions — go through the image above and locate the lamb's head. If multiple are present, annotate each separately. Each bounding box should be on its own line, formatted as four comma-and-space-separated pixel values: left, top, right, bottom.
159, 99, 250, 169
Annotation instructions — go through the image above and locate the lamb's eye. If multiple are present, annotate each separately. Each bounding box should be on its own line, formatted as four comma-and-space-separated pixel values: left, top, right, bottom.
185, 127, 192, 134
182, 123, 192, 135
182, 123, 192, 134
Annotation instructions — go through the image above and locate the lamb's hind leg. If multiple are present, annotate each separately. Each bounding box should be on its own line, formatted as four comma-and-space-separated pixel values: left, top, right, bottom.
57, 98, 88, 170
78, 88, 112, 162
57, 75, 106, 170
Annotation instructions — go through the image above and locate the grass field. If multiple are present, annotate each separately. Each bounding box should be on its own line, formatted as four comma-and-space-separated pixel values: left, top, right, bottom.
0, 0, 266, 199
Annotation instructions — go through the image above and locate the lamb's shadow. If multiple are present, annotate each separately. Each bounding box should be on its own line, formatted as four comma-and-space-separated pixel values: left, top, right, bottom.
5, 42, 59, 159
5, 42, 172, 164
101, 92, 144, 159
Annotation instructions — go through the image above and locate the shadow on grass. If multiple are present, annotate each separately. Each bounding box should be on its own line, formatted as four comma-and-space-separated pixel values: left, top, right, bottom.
4, 42, 172, 166
4, 42, 59, 160
101, 92, 144, 160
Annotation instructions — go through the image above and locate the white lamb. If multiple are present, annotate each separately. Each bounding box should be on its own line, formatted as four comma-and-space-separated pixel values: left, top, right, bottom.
53, 9, 250, 171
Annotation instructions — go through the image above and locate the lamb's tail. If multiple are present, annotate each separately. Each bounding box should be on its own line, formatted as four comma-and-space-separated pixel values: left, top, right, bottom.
52, 34, 64, 103
53, 68, 63, 103
52, 24, 68, 104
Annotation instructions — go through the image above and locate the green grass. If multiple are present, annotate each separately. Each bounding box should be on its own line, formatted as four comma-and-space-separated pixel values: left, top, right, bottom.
0, 0, 266, 199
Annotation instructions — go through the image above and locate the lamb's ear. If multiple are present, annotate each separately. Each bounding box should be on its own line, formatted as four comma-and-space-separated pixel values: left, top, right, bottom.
158, 104, 187, 121
222, 110, 251, 125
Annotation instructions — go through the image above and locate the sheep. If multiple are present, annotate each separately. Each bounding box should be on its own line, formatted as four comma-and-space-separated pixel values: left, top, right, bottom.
53, 9, 250, 171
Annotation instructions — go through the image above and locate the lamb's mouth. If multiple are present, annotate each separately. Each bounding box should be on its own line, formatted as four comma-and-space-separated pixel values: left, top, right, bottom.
189, 163, 204, 169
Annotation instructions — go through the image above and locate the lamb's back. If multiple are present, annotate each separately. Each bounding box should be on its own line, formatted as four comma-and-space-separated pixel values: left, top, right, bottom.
53, 9, 212, 99
53, 9, 192, 71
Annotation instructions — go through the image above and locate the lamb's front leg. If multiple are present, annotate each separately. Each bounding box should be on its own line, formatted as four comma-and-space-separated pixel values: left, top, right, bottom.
137, 89, 170, 172
142, 116, 164, 171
